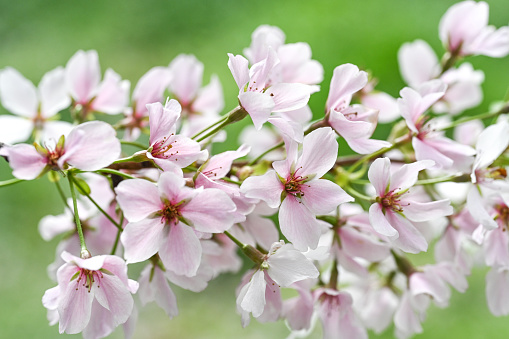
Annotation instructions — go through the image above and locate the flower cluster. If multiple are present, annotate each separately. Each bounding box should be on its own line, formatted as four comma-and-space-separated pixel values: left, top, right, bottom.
1, 1, 509, 338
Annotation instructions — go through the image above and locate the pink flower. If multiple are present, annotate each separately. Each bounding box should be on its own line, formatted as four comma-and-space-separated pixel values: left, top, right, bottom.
115, 171, 236, 276
326, 64, 391, 154
315, 289, 368, 339
398, 81, 476, 170
121, 66, 172, 140
227, 49, 315, 130
7, 121, 121, 180
439, 1, 509, 57
66, 50, 130, 116
43, 251, 138, 337
145, 99, 207, 172
241, 127, 353, 250
0, 67, 72, 144
236, 241, 318, 326
368, 157, 453, 253
398, 40, 484, 115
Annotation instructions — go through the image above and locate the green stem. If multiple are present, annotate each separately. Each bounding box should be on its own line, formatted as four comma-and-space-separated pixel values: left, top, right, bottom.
0, 178, 24, 188
67, 173, 88, 256
120, 140, 147, 150
248, 141, 284, 165
438, 110, 507, 131
54, 180, 74, 216
69, 175, 122, 230
195, 106, 248, 142
110, 213, 124, 255
415, 173, 470, 185
95, 169, 137, 180
221, 177, 242, 185
191, 115, 229, 139
224, 230, 245, 249
345, 186, 373, 202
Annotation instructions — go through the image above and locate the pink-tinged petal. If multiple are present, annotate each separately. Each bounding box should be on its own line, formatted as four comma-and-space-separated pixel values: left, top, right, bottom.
39, 67, 71, 118
138, 265, 178, 318
301, 179, 353, 215
467, 26, 509, 57
94, 274, 134, 326
59, 121, 121, 171
361, 92, 399, 124
389, 159, 434, 192
466, 186, 498, 229
244, 25, 285, 64
65, 50, 101, 103
159, 222, 201, 277
249, 47, 279, 86
368, 157, 391, 196
409, 272, 450, 304
82, 300, 116, 339
242, 213, 279, 251
192, 74, 224, 114
169, 54, 203, 105
115, 179, 162, 222
227, 53, 250, 89
201, 144, 250, 179
257, 273, 283, 323
181, 188, 236, 233
8, 143, 47, 180
403, 199, 453, 222
328, 109, 373, 140
413, 137, 453, 169
326, 63, 367, 112
58, 281, 94, 334
339, 227, 390, 261
238, 91, 275, 130
297, 127, 338, 179
42, 285, 60, 311
166, 265, 213, 293
398, 40, 439, 87
267, 244, 318, 287
101, 255, 130, 286
91, 69, 130, 115
273, 135, 298, 178
120, 218, 165, 264
61, 252, 106, 271
283, 283, 314, 331
484, 227, 509, 267
278, 42, 323, 85
268, 83, 311, 113
0, 67, 37, 118
347, 137, 391, 155
439, 1, 488, 52
473, 120, 509, 173
267, 117, 304, 143
152, 134, 206, 168
40, 121, 73, 143
132, 67, 172, 115
0, 115, 33, 144
393, 293, 423, 337
486, 267, 509, 316
385, 211, 428, 253
237, 270, 266, 318
436, 78, 483, 115
148, 100, 181, 144
39, 213, 75, 241
368, 204, 398, 237
240, 170, 284, 208
157, 171, 188, 202
279, 196, 321, 251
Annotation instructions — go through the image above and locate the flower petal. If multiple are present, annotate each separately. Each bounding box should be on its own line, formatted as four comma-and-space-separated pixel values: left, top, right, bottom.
368, 157, 391, 196
368, 203, 398, 237
120, 218, 165, 264
115, 179, 162, 222
240, 170, 284, 208
279, 196, 321, 251
0, 67, 37, 117
300, 179, 353, 215
297, 127, 338, 179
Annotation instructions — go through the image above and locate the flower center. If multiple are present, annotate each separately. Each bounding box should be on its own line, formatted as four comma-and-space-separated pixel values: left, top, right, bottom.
495, 203, 509, 228
74, 268, 103, 293
378, 189, 408, 213
284, 171, 308, 197
159, 202, 182, 225
151, 135, 178, 159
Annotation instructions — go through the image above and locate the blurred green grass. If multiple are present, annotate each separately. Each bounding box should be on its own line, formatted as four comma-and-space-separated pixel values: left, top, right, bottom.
1, 0, 509, 338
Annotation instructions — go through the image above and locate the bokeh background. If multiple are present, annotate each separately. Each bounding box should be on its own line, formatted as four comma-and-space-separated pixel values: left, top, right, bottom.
1, 0, 509, 338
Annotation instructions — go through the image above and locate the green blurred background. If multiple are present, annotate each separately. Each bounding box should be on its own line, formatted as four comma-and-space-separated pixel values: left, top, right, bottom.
1, 0, 509, 338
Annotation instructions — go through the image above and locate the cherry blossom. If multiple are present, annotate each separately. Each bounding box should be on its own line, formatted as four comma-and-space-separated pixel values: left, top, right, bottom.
0, 67, 71, 144
241, 127, 353, 250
